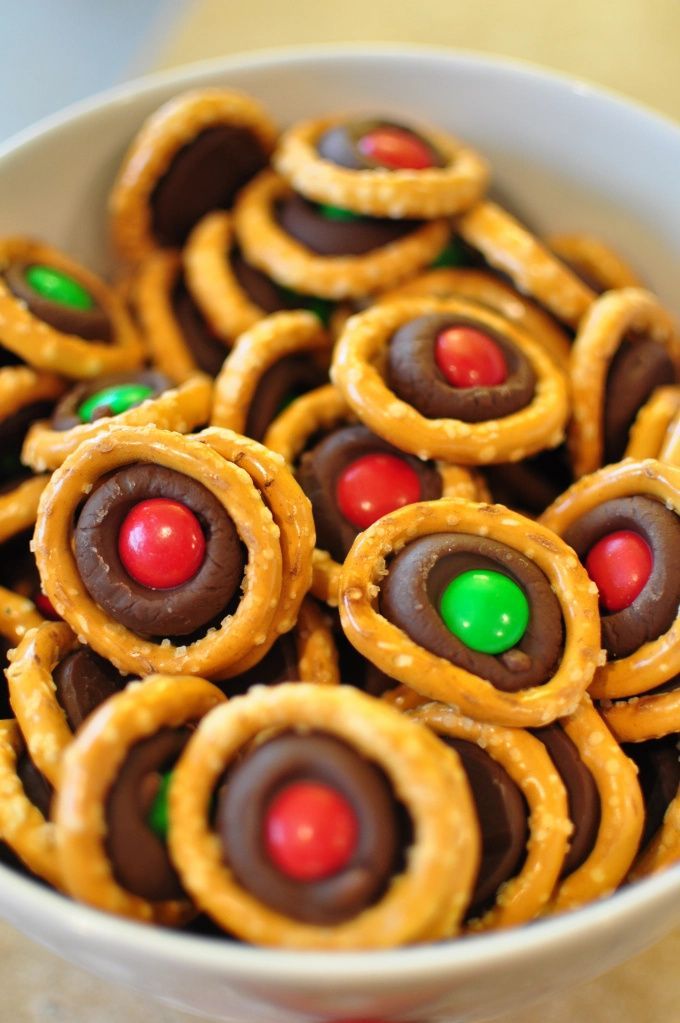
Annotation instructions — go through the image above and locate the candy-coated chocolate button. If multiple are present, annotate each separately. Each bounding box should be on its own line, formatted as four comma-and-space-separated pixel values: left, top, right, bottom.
318, 203, 361, 222
440, 569, 529, 654
25, 264, 94, 310
264, 780, 358, 881
118, 498, 206, 590
585, 529, 653, 612
336, 452, 422, 529
147, 771, 173, 840
435, 325, 508, 388
78, 383, 154, 424
357, 126, 436, 170
431, 236, 466, 269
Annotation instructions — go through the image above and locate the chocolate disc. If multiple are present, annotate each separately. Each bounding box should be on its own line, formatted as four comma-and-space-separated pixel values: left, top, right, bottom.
172, 281, 230, 376
215, 731, 400, 924
276, 192, 422, 256
387, 313, 536, 422
604, 336, 678, 463
624, 735, 680, 852
316, 118, 445, 171
245, 355, 328, 442
53, 648, 127, 731
16, 750, 53, 819
230, 249, 290, 314
563, 495, 680, 659
4, 263, 112, 341
51, 370, 172, 431
380, 533, 563, 691
150, 125, 269, 248
297, 424, 442, 562
105, 727, 189, 901
74, 464, 245, 637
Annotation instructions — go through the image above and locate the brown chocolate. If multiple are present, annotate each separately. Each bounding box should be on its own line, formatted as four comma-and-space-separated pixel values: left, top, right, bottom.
53, 648, 126, 731
51, 370, 172, 431
172, 281, 229, 376
105, 727, 189, 901
483, 446, 573, 518
215, 731, 400, 924
563, 495, 680, 659
387, 314, 536, 422
624, 735, 680, 851
276, 192, 421, 256
297, 424, 442, 562
0, 401, 55, 481
16, 750, 53, 819
219, 632, 299, 695
316, 118, 444, 171
150, 126, 269, 248
230, 249, 290, 314
5, 263, 112, 341
380, 533, 563, 692
74, 464, 245, 637
444, 737, 527, 916
604, 337, 678, 463
245, 355, 328, 442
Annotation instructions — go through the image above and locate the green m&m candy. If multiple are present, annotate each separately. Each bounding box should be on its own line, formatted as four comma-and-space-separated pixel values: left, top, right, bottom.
317, 203, 361, 222
439, 569, 529, 655
147, 770, 173, 840
25, 264, 94, 310
78, 382, 154, 424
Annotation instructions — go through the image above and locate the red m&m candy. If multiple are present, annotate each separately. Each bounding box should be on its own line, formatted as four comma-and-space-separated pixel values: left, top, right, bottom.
357, 126, 436, 170
435, 326, 508, 389
336, 453, 421, 530
264, 780, 358, 881
585, 530, 653, 612
118, 498, 206, 590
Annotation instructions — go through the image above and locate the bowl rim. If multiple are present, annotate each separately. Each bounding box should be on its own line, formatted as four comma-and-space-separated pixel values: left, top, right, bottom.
1, 41, 679, 982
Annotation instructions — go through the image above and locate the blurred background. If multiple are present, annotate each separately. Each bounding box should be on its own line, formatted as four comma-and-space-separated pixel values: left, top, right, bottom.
1, 0, 679, 142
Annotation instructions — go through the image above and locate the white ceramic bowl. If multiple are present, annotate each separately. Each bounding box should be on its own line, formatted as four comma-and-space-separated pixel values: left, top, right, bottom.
1, 45, 679, 1023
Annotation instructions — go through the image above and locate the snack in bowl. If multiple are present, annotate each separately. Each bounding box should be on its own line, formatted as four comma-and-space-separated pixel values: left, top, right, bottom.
0, 48, 674, 1023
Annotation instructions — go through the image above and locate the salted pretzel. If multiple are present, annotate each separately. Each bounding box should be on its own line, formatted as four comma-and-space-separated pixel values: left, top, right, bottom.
625, 386, 680, 465
457, 202, 596, 328
54, 674, 225, 924
211, 310, 331, 437
0, 366, 65, 444
331, 296, 569, 464
0, 238, 143, 378
233, 170, 451, 300
340, 498, 602, 728
409, 701, 570, 930
631, 782, 680, 880
600, 686, 680, 744
0, 720, 63, 889
169, 682, 480, 949
22, 371, 212, 472
273, 113, 489, 219
264, 384, 485, 606
547, 233, 642, 292
568, 289, 680, 477
110, 88, 278, 265
33, 424, 312, 680
540, 459, 680, 700
378, 267, 572, 370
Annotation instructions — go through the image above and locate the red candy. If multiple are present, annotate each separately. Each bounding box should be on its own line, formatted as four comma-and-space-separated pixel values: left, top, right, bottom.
585, 529, 653, 612
435, 325, 508, 388
118, 498, 206, 590
264, 780, 358, 881
357, 125, 436, 170
35, 592, 60, 621
336, 453, 421, 529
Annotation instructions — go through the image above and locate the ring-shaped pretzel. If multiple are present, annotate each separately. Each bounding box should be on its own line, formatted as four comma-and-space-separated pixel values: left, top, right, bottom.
568, 289, 680, 477
457, 202, 596, 328
540, 458, 680, 700
0, 365, 65, 424
54, 674, 225, 924
547, 233, 642, 292
168, 682, 480, 948
549, 697, 644, 911
211, 310, 330, 432
33, 424, 284, 679
0, 720, 63, 889
340, 499, 602, 727
601, 687, 680, 744
630, 785, 680, 880
22, 373, 212, 473
110, 88, 278, 265
273, 114, 489, 219
378, 267, 572, 370
625, 386, 680, 465
0, 473, 49, 544
0, 239, 143, 378
233, 170, 451, 300
331, 297, 569, 464
408, 701, 570, 930
294, 597, 340, 685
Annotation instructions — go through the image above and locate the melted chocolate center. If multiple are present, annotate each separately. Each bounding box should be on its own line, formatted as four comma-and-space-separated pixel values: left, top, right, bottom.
604, 337, 677, 463
624, 735, 680, 852
172, 281, 229, 376
380, 533, 563, 691
150, 126, 268, 248
74, 463, 245, 638
316, 118, 445, 171
17, 751, 53, 818
297, 424, 442, 562
276, 193, 421, 256
245, 355, 328, 442
387, 314, 536, 422
215, 731, 400, 924
230, 250, 290, 314
563, 495, 680, 659
51, 370, 172, 431
5, 263, 112, 341
53, 648, 126, 730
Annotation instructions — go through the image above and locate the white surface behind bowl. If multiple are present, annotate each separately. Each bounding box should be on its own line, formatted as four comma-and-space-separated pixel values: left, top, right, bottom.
0, 45, 679, 1023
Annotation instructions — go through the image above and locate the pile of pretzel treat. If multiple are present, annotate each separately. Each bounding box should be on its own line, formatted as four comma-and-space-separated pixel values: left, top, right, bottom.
0, 86, 678, 950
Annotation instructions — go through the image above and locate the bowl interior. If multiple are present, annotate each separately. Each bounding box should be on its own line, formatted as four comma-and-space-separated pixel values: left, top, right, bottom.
1, 44, 680, 1023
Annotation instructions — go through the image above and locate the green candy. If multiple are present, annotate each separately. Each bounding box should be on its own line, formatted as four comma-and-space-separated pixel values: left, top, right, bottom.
147, 771, 173, 840
430, 236, 467, 269
439, 569, 529, 655
317, 203, 361, 222
278, 286, 333, 326
25, 264, 94, 310
78, 383, 154, 423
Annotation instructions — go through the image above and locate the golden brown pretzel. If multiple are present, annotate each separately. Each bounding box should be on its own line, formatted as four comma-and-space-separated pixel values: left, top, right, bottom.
547, 233, 642, 292
625, 385, 680, 465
